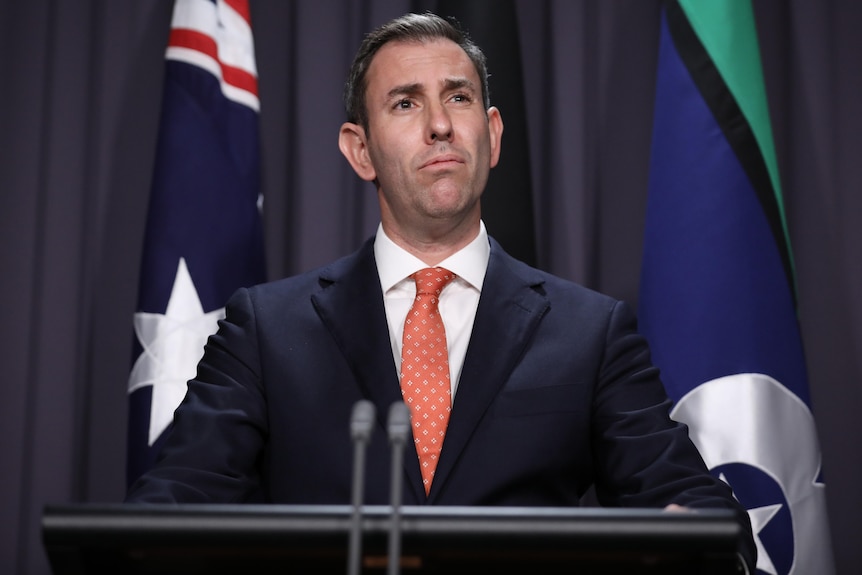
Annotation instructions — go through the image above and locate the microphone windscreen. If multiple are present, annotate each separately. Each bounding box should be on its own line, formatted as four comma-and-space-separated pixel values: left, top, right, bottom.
350, 399, 376, 442
387, 402, 411, 444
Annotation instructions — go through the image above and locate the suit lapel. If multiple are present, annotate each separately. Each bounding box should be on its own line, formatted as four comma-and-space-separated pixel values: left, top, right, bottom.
310, 239, 425, 501
428, 241, 549, 502
311, 237, 549, 503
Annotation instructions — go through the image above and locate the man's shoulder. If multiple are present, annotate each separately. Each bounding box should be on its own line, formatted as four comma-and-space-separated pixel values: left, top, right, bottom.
489, 238, 620, 308
236, 237, 377, 305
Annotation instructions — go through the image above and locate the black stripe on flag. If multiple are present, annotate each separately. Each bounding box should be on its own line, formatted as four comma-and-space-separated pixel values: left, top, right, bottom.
665, 0, 796, 304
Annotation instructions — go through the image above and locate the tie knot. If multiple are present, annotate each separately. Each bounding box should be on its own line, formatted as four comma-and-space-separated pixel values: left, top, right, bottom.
411, 267, 455, 297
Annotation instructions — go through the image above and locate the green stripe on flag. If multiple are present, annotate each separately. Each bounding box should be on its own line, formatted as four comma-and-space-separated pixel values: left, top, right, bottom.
678, 0, 795, 279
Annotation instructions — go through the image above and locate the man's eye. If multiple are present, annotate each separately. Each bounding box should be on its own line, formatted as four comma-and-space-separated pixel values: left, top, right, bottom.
395, 99, 413, 109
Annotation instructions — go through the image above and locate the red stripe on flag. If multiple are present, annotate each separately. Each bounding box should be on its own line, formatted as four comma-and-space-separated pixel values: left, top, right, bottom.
222, 63, 258, 97
169, 28, 218, 62
169, 29, 258, 97
224, 0, 252, 25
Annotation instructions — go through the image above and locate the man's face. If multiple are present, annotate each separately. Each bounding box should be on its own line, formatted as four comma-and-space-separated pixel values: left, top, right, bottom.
356, 38, 502, 238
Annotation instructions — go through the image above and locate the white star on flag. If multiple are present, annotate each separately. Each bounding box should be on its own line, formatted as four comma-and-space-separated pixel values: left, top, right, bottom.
749, 502, 783, 575
719, 471, 782, 575
128, 257, 224, 445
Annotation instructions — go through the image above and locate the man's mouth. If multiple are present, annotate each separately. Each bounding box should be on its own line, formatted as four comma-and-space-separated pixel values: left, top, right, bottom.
421, 154, 463, 169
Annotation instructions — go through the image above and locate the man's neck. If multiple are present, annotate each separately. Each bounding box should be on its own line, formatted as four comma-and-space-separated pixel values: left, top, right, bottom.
381, 219, 481, 267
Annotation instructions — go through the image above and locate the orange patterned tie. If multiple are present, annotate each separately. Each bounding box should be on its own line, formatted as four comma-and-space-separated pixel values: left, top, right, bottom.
400, 267, 456, 495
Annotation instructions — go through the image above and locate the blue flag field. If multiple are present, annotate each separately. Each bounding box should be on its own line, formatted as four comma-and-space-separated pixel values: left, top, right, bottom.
127, 0, 265, 485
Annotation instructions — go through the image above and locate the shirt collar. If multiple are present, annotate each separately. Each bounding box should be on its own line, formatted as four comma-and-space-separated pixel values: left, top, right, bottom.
374, 221, 490, 293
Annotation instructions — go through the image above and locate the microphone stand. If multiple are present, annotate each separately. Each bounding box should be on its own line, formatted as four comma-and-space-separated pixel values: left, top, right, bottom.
386, 402, 411, 575
347, 400, 376, 575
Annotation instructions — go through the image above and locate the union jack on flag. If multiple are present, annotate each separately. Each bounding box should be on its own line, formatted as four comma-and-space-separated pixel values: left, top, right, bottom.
126, 0, 266, 485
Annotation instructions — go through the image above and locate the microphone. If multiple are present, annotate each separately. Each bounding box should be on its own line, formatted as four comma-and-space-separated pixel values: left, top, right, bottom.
347, 399, 376, 575
386, 401, 411, 575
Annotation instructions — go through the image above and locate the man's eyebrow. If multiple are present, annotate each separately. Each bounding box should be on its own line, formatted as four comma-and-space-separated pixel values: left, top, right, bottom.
385, 78, 477, 101
442, 77, 475, 93
386, 83, 423, 101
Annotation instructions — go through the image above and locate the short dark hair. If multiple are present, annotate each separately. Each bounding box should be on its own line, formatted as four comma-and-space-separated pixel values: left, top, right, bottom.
343, 12, 490, 131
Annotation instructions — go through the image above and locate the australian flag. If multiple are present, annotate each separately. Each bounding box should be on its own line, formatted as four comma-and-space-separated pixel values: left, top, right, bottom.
127, 0, 266, 485
639, 2, 834, 574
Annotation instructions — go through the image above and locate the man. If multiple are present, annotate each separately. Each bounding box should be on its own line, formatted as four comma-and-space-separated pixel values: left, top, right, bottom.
127, 12, 754, 569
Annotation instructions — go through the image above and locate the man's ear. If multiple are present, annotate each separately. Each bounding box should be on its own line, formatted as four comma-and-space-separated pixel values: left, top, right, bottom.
338, 122, 376, 182
487, 106, 504, 169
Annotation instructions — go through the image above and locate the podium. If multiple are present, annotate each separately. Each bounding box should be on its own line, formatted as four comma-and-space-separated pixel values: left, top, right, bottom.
43, 504, 743, 574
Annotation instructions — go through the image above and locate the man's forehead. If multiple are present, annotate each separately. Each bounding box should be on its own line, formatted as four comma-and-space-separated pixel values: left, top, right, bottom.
367, 38, 477, 87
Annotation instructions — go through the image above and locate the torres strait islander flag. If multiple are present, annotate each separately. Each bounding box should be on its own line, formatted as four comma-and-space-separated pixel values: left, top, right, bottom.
126, 0, 266, 485
639, 2, 834, 574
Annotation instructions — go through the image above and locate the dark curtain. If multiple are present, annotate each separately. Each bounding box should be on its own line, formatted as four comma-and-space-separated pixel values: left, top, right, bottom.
2, 1, 860, 573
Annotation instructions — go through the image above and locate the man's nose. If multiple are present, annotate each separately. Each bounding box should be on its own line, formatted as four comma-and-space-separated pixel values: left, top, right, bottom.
426, 102, 453, 143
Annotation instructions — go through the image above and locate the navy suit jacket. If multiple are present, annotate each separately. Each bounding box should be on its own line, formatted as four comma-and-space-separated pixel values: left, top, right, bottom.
127, 237, 753, 562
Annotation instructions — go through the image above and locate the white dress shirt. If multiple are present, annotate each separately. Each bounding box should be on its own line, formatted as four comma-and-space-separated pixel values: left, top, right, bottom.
374, 222, 490, 401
